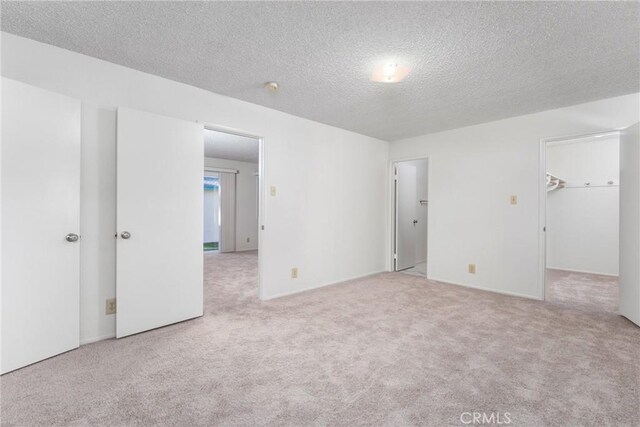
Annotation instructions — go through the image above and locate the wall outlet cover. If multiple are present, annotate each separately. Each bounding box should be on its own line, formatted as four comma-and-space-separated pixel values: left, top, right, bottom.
291, 267, 298, 279
106, 298, 117, 315
510, 195, 518, 205
468, 264, 476, 274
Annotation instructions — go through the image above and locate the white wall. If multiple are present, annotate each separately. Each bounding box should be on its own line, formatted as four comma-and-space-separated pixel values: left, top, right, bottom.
203, 187, 219, 244
0, 33, 389, 343
403, 159, 428, 262
390, 93, 639, 299
205, 157, 258, 251
546, 136, 619, 275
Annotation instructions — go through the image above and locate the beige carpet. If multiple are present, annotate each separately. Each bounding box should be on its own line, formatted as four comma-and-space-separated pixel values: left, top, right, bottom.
546, 268, 619, 313
1, 251, 638, 426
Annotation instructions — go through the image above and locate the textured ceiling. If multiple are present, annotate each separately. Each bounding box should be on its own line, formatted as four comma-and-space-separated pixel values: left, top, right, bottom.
204, 129, 258, 163
2, 1, 638, 141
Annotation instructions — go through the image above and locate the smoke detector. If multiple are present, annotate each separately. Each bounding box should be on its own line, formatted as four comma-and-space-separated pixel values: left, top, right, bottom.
264, 82, 279, 92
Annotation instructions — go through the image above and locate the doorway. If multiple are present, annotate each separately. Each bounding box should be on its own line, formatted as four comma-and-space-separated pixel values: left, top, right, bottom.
541, 130, 621, 312
203, 173, 220, 252
393, 158, 429, 277
203, 128, 262, 301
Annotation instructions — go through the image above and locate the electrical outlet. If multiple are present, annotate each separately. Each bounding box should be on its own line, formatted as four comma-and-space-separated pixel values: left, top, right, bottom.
270, 186, 277, 196
106, 298, 117, 315
510, 195, 518, 205
468, 264, 476, 274
291, 267, 298, 279
246, 237, 250, 243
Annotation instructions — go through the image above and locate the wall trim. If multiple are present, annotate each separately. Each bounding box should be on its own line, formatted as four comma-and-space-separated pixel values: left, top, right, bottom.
428, 276, 542, 301
80, 333, 116, 346
547, 266, 619, 277
260, 270, 387, 301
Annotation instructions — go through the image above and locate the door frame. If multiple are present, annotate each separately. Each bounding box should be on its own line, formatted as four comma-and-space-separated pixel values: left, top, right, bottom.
537, 128, 622, 300
389, 156, 431, 275
200, 123, 266, 299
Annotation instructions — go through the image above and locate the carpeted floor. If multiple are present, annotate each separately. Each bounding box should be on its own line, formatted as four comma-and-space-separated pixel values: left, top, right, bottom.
400, 261, 427, 277
546, 268, 619, 313
1, 251, 638, 426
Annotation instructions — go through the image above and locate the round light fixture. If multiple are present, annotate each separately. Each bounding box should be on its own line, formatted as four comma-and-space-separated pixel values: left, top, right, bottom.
371, 61, 411, 83
264, 81, 279, 92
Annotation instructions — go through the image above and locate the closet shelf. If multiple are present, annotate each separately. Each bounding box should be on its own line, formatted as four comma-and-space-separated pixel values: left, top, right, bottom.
563, 180, 619, 188
547, 172, 619, 191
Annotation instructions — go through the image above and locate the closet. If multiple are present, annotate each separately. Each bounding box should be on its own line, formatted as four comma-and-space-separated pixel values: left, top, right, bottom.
2, 83, 206, 372
546, 134, 620, 277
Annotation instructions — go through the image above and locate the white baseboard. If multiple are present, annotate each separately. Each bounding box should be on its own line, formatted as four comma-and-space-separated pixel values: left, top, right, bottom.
546, 266, 618, 277
80, 333, 116, 346
261, 270, 387, 301
427, 276, 542, 301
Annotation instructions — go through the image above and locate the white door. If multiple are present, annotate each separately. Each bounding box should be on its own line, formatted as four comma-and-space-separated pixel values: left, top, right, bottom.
116, 107, 203, 338
619, 122, 640, 326
1, 79, 80, 373
395, 163, 417, 271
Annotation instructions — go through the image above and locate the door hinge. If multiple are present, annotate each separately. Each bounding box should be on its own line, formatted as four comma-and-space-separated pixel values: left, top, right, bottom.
393, 253, 397, 259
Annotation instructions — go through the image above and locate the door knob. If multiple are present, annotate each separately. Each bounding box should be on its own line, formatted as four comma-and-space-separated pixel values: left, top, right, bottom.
120, 231, 131, 239
413, 220, 418, 225
65, 233, 79, 242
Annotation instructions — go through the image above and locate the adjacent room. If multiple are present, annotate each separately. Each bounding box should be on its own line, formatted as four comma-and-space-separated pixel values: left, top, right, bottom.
1, 2, 639, 426
203, 128, 261, 302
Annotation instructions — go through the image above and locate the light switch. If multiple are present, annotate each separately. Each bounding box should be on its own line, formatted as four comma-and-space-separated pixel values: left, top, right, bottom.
270, 186, 277, 197
510, 195, 517, 205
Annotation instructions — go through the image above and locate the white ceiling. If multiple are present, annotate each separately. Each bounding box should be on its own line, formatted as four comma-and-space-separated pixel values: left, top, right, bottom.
204, 129, 258, 163
2, 2, 638, 141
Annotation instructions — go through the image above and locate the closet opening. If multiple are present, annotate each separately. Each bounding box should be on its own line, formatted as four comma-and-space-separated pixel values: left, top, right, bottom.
392, 158, 429, 277
203, 127, 263, 303
541, 130, 621, 312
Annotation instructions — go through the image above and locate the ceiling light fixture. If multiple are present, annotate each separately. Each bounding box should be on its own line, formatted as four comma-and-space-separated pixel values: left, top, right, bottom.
383, 63, 398, 79
264, 81, 279, 92
371, 61, 410, 83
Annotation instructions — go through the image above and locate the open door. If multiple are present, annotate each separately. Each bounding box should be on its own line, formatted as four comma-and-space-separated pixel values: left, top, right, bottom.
116, 107, 204, 338
619, 122, 640, 326
395, 163, 417, 271
2, 79, 80, 373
